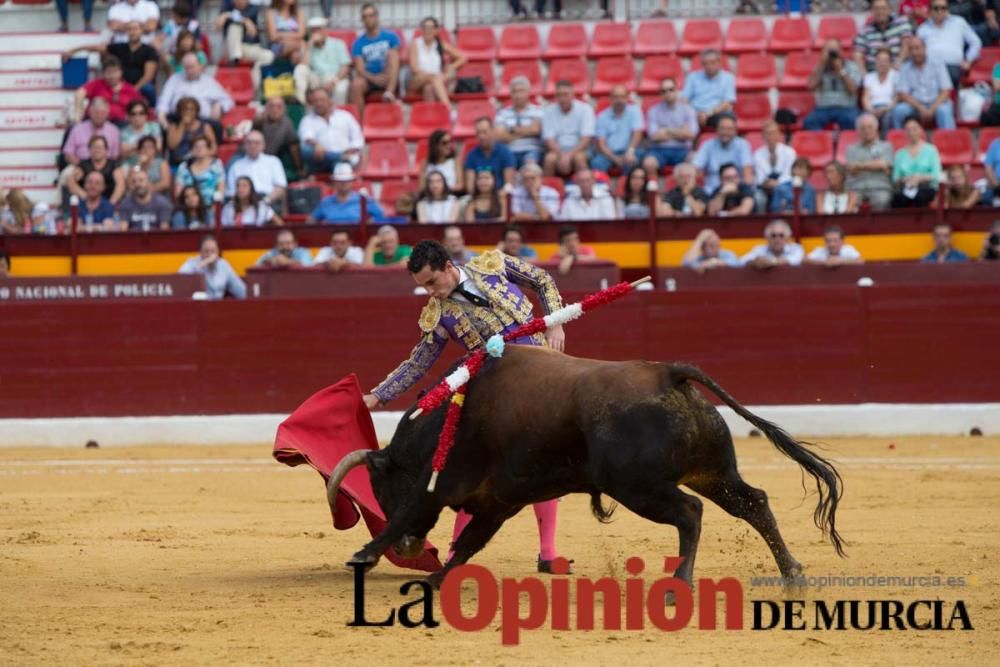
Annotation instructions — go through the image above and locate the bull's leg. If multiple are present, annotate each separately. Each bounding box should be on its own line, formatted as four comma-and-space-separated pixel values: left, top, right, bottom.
349, 506, 444, 569
424, 511, 510, 589
604, 482, 703, 587
685, 474, 803, 582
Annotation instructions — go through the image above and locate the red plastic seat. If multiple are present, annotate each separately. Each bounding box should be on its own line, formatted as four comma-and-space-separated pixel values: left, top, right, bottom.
735, 53, 777, 91
378, 179, 415, 216
932, 129, 975, 166
337, 104, 360, 123
743, 131, 765, 152
362, 103, 405, 140
724, 19, 767, 54
498, 25, 542, 61
634, 20, 678, 57
456, 26, 497, 61
978, 127, 1000, 162
679, 20, 723, 57
815, 16, 858, 50
966, 48, 1000, 85
639, 55, 684, 93
733, 93, 772, 132
406, 101, 452, 141
780, 51, 822, 90
542, 176, 565, 200
544, 22, 587, 60
776, 91, 816, 129
592, 56, 637, 95
790, 131, 835, 169
327, 30, 357, 51
362, 141, 410, 179
589, 22, 634, 58
216, 142, 239, 166
453, 100, 496, 139
886, 129, 907, 152
215, 68, 255, 105
453, 62, 496, 99
221, 106, 257, 142
498, 60, 543, 97
834, 130, 859, 162
544, 58, 590, 95
769, 17, 813, 53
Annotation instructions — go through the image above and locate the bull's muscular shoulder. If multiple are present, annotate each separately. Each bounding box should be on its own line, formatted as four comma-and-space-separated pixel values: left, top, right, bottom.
465, 249, 505, 276
419, 298, 442, 333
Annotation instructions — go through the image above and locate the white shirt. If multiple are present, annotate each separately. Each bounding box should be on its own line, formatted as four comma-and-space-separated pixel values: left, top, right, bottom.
225, 153, 288, 197
808, 244, 862, 262
863, 70, 897, 108
752, 143, 796, 186
156, 73, 235, 118
418, 197, 459, 223
917, 15, 982, 67
820, 191, 850, 215
453, 266, 487, 302
298, 109, 365, 154
558, 190, 618, 221
413, 38, 442, 75
108, 0, 160, 43
740, 242, 805, 266
314, 245, 364, 264
425, 159, 457, 190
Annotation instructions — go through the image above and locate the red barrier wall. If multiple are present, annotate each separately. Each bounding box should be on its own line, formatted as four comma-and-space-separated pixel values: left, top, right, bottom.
2, 283, 998, 418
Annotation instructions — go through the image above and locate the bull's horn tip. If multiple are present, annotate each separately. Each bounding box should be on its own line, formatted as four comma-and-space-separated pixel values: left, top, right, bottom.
426, 470, 439, 492
409, 408, 423, 420
630, 276, 652, 287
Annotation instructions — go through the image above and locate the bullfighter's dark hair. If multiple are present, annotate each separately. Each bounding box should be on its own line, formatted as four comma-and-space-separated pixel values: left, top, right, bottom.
407, 240, 450, 274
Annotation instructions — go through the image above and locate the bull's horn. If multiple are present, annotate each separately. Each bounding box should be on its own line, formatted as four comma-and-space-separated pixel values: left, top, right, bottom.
326, 450, 371, 511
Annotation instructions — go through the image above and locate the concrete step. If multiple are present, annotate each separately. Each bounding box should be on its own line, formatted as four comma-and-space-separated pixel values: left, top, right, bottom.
0, 127, 66, 148
0, 70, 63, 89
0, 166, 59, 189
0, 88, 73, 106
0, 31, 104, 53
0, 148, 60, 168
0, 107, 67, 129
0, 53, 64, 71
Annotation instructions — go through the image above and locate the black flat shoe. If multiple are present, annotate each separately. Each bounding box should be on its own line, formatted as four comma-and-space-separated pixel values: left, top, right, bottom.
537, 556, 574, 574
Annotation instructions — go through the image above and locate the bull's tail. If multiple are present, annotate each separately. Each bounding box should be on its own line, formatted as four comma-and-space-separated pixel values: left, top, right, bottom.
669, 364, 846, 557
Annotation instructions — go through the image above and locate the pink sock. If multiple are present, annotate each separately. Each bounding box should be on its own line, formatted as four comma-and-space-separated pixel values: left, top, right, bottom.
533, 499, 559, 561
447, 510, 474, 562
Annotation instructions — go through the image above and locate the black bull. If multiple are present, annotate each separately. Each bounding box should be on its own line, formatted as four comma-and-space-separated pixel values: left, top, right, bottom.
327, 345, 845, 587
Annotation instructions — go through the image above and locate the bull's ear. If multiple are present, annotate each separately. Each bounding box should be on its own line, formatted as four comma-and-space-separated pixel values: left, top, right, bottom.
367, 450, 390, 473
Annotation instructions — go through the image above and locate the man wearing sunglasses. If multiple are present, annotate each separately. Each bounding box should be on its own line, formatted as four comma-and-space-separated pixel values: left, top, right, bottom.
739, 219, 805, 269
917, 2, 982, 87
641, 77, 698, 175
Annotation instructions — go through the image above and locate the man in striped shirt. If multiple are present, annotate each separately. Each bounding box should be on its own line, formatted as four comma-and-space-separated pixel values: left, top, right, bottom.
853, 0, 914, 72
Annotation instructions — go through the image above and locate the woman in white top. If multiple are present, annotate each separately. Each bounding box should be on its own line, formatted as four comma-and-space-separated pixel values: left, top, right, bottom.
407, 16, 467, 106
818, 161, 858, 215
221, 176, 283, 227
418, 129, 464, 192
861, 49, 897, 131
416, 170, 460, 223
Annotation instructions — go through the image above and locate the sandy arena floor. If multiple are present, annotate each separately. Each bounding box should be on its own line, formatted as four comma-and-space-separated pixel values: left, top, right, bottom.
1, 436, 998, 666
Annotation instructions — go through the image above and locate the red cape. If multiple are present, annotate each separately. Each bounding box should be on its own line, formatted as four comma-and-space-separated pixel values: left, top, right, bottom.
273, 374, 443, 573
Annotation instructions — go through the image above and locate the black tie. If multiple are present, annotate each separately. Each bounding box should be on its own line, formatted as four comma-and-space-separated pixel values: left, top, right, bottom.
453, 283, 490, 308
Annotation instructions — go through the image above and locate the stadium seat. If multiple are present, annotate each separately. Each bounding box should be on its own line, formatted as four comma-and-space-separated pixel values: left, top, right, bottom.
453, 100, 496, 139
378, 179, 415, 217
453, 62, 496, 99
733, 93, 772, 132
743, 131, 765, 152
790, 131, 835, 169
542, 176, 565, 200
362, 103, 405, 140
498, 60, 543, 97
932, 129, 975, 166
776, 91, 816, 129
966, 48, 1000, 85
287, 180, 331, 214
589, 22, 634, 58
735, 53, 777, 91
406, 102, 452, 141
639, 55, 684, 93
544, 58, 591, 95
544, 22, 587, 59
390, 28, 408, 63
221, 106, 256, 142
780, 51, 822, 90
456, 26, 497, 61
679, 20, 723, 56
327, 29, 357, 51
217, 142, 239, 166
769, 17, 813, 53
815, 15, 858, 50
634, 20, 678, 57
362, 141, 410, 179
592, 57, 637, 95
498, 25, 542, 61
214, 68, 255, 105
978, 127, 1000, 161
723, 19, 767, 54
886, 129, 907, 152
834, 130, 859, 162
337, 104, 360, 123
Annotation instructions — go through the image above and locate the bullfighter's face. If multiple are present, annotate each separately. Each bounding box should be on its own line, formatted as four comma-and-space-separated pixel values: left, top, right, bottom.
411, 262, 461, 300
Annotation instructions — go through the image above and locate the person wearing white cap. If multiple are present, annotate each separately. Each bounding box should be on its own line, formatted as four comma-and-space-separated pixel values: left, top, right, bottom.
306, 163, 385, 224
297, 87, 364, 176
294, 17, 352, 104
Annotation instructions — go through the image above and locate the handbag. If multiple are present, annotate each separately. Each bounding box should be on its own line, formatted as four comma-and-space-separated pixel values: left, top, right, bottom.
455, 76, 485, 94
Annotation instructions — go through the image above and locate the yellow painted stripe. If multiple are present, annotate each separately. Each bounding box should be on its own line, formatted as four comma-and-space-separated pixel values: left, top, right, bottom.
6, 232, 988, 277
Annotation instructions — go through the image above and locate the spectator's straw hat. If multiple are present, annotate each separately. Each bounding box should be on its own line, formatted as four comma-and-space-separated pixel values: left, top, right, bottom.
307, 17, 329, 30
333, 163, 356, 182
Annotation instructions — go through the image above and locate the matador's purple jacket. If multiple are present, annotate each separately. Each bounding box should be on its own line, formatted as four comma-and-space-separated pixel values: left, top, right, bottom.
370, 250, 564, 404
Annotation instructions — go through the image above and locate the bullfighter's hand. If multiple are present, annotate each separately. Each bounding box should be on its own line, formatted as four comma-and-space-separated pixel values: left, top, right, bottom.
363, 394, 382, 410
546, 325, 565, 352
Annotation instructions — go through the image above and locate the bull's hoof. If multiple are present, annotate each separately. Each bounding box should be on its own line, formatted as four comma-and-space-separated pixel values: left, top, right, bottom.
424, 570, 445, 590
664, 584, 695, 607
346, 552, 380, 571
